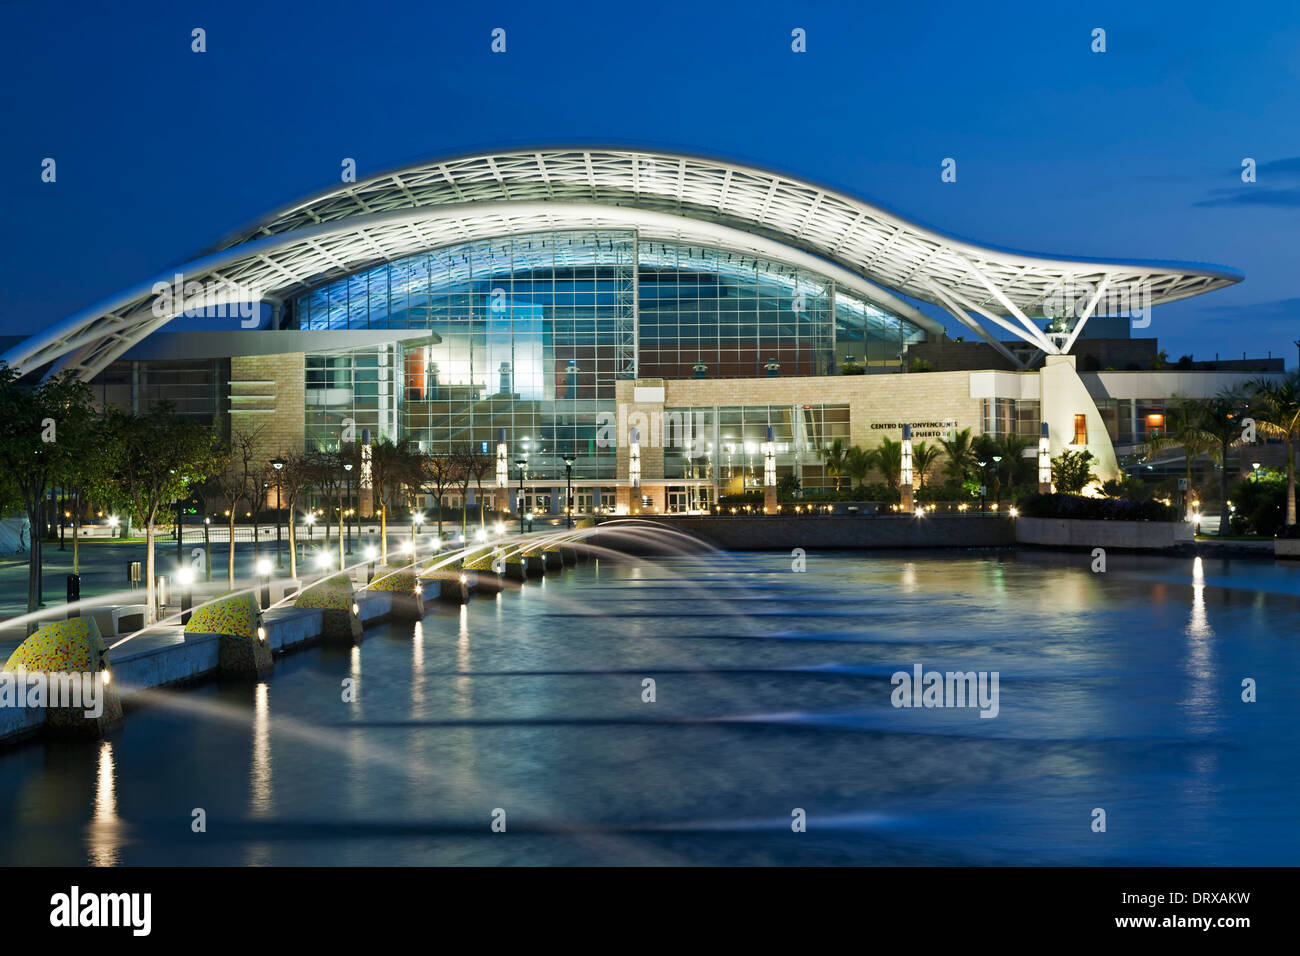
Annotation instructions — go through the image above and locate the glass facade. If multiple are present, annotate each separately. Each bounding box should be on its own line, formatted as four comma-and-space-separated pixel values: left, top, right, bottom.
304, 346, 400, 449
637, 240, 836, 379
90, 359, 229, 424
980, 398, 1042, 440
834, 290, 928, 372
662, 403, 851, 490
291, 229, 928, 478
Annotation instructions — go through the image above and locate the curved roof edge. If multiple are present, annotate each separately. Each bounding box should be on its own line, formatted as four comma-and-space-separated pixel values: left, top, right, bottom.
1, 145, 1242, 381
213, 142, 1244, 285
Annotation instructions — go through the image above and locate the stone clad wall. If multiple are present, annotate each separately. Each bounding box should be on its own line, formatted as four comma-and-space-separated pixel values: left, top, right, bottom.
230, 352, 306, 505
614, 371, 983, 481
1014, 516, 1192, 550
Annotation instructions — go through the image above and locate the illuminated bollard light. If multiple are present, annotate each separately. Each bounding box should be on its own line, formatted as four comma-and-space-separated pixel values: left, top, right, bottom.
256, 558, 272, 610
178, 566, 194, 625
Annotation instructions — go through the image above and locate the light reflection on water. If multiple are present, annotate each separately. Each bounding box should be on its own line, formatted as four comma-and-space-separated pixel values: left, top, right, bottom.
1, 548, 1297, 866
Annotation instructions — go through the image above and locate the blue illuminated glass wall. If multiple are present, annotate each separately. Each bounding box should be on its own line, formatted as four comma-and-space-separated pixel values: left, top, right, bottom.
292, 229, 927, 476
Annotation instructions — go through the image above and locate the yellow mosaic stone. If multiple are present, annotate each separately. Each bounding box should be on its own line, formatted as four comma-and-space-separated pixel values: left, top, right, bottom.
294, 574, 354, 609
4, 617, 107, 673
184, 593, 263, 637
369, 565, 418, 593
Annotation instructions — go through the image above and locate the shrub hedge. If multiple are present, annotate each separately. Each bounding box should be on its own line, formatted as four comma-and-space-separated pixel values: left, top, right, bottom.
1015, 493, 1179, 522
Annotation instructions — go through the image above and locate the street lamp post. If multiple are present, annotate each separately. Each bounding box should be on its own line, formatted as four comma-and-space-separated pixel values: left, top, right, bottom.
515, 459, 527, 535
175, 495, 184, 564
564, 455, 575, 529
271, 457, 286, 568
977, 459, 988, 513
991, 454, 1003, 509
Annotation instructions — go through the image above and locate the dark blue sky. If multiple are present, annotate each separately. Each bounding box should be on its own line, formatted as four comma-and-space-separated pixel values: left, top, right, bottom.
3, 0, 1298, 362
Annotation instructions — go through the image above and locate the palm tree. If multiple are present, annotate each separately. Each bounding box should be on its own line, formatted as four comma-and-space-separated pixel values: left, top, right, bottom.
939, 427, 977, 485
912, 441, 942, 489
843, 445, 876, 489
996, 433, 1033, 489
1250, 373, 1300, 526
820, 438, 849, 492
875, 436, 903, 489
1150, 392, 1244, 527
1198, 391, 1250, 534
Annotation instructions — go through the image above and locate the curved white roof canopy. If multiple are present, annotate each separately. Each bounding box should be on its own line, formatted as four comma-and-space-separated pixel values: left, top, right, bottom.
4, 147, 1241, 380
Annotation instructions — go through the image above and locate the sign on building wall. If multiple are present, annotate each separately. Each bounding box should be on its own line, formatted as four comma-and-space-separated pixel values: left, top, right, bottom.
868, 418, 958, 440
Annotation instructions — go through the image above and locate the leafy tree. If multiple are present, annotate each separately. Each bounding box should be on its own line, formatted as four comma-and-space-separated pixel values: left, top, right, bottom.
187, 469, 227, 582
59, 414, 124, 577
1051, 449, 1098, 495
450, 443, 495, 531
1249, 372, 1300, 526
367, 436, 419, 563
274, 452, 314, 579
106, 405, 222, 624
419, 452, 463, 538
1229, 470, 1286, 537
0, 365, 95, 629
307, 448, 349, 570
215, 426, 264, 588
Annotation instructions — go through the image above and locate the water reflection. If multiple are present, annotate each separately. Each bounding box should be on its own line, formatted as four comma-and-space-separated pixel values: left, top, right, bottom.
250, 683, 272, 814
2, 549, 1296, 866
455, 604, 471, 717
87, 741, 122, 867
245, 682, 273, 866
1183, 556, 1218, 737
412, 621, 425, 716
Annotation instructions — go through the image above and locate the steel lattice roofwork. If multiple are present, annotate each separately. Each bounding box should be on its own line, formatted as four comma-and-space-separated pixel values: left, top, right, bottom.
3, 147, 1242, 380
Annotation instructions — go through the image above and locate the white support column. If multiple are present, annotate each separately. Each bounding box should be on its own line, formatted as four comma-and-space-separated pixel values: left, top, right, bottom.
1061, 276, 1112, 354
960, 257, 1059, 353
923, 281, 1025, 369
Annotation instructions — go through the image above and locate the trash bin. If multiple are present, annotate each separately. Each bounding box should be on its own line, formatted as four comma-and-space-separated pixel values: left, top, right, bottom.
155, 575, 168, 613
128, 561, 142, 589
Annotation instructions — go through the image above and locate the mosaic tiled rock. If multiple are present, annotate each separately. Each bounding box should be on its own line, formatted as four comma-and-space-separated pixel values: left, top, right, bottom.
6, 616, 105, 673
294, 574, 362, 644
368, 565, 419, 593
184, 592, 262, 638
182, 592, 274, 678
3, 617, 123, 737
217, 632, 273, 678
370, 565, 426, 621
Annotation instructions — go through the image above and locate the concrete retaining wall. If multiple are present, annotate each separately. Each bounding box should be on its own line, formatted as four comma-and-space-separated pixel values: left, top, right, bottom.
1014, 516, 1193, 550
602, 515, 1016, 551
